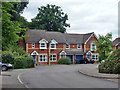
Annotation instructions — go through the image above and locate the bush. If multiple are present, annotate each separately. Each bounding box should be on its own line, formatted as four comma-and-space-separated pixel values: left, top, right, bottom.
14, 56, 34, 69
2, 51, 14, 64
24, 56, 34, 68
98, 49, 120, 74
14, 56, 25, 69
58, 57, 71, 65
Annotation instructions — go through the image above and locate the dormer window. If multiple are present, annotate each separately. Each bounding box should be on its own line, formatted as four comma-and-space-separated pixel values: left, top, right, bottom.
32, 43, 35, 48
40, 43, 46, 49
50, 43, 56, 49
66, 44, 69, 49
39, 39, 48, 49
50, 39, 57, 49
90, 42, 96, 51
77, 44, 81, 49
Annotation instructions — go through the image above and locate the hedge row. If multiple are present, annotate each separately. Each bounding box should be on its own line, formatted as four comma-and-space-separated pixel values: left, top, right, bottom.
2, 51, 34, 69
14, 56, 34, 69
98, 49, 120, 74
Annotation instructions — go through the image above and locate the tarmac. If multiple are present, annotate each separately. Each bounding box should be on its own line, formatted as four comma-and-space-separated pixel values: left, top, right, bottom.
78, 64, 119, 82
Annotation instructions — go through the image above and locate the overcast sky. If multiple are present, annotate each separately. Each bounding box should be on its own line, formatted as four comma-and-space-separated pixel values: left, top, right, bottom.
21, 0, 119, 40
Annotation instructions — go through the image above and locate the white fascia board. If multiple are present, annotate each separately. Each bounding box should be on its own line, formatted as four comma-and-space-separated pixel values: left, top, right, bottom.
31, 50, 39, 55
84, 33, 98, 44
39, 39, 48, 43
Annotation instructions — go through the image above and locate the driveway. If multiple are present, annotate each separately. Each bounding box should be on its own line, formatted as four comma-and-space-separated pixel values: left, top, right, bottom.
19, 64, 118, 88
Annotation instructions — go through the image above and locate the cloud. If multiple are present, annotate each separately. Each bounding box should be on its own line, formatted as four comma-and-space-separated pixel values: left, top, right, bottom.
21, 0, 119, 40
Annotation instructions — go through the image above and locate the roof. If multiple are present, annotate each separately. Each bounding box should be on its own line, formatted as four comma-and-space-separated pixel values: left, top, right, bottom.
65, 49, 84, 55
113, 38, 120, 46
25, 30, 94, 44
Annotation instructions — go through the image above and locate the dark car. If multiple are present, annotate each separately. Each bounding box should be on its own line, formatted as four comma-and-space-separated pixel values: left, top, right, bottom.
0, 62, 13, 71
79, 58, 95, 64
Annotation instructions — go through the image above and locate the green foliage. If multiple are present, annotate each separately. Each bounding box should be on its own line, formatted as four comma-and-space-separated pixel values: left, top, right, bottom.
93, 33, 113, 61
98, 49, 120, 74
30, 4, 70, 33
58, 57, 71, 65
2, 51, 14, 64
14, 56, 25, 69
14, 56, 34, 69
8, 46, 27, 57
2, 2, 29, 51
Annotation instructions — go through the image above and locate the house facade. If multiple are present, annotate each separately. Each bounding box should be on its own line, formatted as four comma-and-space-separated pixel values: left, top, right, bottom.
19, 30, 99, 65
112, 37, 120, 51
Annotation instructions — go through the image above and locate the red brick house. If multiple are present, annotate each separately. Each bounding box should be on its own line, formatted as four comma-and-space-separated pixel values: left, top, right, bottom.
112, 37, 120, 51
19, 30, 99, 65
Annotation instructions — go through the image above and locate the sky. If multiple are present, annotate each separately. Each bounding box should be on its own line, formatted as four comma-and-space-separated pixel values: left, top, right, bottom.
21, 0, 119, 40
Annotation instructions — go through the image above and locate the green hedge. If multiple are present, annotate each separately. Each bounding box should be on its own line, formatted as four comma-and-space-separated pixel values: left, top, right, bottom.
2, 51, 14, 64
99, 49, 120, 74
58, 57, 71, 65
14, 56, 34, 69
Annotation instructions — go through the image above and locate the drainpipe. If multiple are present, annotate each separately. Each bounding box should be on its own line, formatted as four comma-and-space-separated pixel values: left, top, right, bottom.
48, 43, 50, 65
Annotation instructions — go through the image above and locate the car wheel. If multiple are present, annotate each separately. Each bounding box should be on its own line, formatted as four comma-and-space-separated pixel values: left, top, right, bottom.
2, 66, 8, 71
84, 61, 87, 64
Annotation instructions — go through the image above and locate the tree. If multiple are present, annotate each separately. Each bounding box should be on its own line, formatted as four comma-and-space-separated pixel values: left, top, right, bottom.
2, 2, 29, 50
30, 4, 70, 33
93, 33, 113, 61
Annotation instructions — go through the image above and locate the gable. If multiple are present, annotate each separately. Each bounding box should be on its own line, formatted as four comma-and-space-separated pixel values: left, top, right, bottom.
84, 33, 98, 44
39, 39, 48, 43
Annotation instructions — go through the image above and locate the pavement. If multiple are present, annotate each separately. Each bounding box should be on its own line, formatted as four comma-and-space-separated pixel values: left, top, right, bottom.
78, 64, 119, 80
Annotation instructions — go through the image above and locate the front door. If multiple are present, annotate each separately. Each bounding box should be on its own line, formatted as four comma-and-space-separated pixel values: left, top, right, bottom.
66, 55, 73, 64
32, 55, 37, 65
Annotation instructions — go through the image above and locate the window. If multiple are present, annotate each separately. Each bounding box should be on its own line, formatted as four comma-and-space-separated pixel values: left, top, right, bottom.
50, 54, 57, 62
32, 43, 35, 48
87, 54, 90, 59
40, 43, 46, 49
39, 55, 47, 62
50, 43, 56, 49
66, 44, 69, 49
60, 55, 64, 58
91, 42, 96, 51
118, 46, 120, 49
92, 54, 98, 61
77, 44, 81, 49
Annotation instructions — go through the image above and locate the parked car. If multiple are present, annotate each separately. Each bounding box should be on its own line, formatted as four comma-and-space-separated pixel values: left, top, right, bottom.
0, 62, 13, 71
79, 58, 95, 64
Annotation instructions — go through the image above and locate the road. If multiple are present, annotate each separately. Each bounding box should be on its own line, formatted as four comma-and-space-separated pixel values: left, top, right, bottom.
19, 64, 118, 88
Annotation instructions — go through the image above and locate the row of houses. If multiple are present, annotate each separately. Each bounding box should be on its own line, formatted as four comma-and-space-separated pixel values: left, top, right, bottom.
19, 30, 120, 65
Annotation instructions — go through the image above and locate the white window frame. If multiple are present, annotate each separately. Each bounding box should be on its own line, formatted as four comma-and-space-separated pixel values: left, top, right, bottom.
50, 54, 57, 62
50, 43, 56, 49
77, 44, 81, 49
66, 44, 69, 49
50, 39, 58, 49
39, 54, 47, 62
90, 42, 96, 51
92, 54, 99, 61
40, 43, 47, 49
39, 39, 48, 49
32, 43, 35, 48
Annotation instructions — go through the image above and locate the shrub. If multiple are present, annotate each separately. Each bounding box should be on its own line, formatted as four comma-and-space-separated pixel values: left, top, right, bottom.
24, 56, 34, 68
98, 49, 120, 74
58, 57, 71, 65
2, 51, 14, 64
14, 56, 34, 69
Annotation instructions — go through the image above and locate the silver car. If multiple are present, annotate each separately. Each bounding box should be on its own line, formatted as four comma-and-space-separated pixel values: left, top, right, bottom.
0, 62, 13, 71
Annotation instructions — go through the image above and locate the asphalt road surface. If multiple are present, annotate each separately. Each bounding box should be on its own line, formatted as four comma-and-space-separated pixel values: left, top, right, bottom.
19, 64, 118, 88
